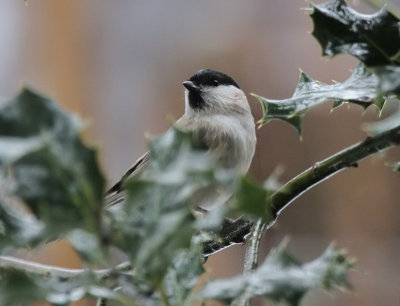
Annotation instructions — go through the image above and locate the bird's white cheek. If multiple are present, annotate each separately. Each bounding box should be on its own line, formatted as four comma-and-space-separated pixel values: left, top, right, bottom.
184, 90, 192, 114
208, 86, 244, 105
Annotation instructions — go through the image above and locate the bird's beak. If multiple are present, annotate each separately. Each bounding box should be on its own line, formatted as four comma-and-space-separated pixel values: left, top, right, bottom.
182, 81, 200, 93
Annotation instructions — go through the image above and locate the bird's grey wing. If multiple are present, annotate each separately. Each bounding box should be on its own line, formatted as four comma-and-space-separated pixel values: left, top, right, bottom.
105, 151, 151, 207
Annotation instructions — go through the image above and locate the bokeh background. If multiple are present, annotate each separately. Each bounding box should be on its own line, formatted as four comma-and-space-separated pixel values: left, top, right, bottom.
1, 0, 400, 305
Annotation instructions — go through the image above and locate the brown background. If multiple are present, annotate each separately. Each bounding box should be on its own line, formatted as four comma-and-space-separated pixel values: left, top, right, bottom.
1, 0, 400, 305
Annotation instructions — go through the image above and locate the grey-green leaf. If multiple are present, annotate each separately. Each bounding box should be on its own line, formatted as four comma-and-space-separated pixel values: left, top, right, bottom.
373, 65, 400, 97
109, 127, 229, 281
254, 65, 384, 132
0, 197, 44, 251
0, 88, 105, 240
197, 240, 353, 305
164, 246, 204, 305
67, 229, 106, 264
0, 269, 122, 305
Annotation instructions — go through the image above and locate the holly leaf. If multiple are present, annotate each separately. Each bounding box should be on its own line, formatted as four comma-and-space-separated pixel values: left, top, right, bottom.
0, 198, 44, 252
0, 269, 46, 305
164, 246, 204, 305
197, 240, 354, 305
373, 65, 400, 97
310, 0, 400, 66
254, 65, 384, 132
0, 269, 123, 305
67, 229, 106, 265
0, 88, 105, 241
109, 127, 232, 281
232, 176, 272, 222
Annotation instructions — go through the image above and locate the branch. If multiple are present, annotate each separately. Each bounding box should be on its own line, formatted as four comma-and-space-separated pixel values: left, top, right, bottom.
233, 218, 267, 306
242, 219, 266, 273
269, 125, 400, 219
202, 217, 253, 257
202, 125, 400, 255
0, 255, 132, 280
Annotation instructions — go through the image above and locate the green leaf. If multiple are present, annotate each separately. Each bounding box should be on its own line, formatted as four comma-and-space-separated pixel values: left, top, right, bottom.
310, 0, 400, 66
0, 88, 105, 240
232, 176, 272, 222
0, 269, 46, 305
254, 65, 384, 131
197, 240, 353, 305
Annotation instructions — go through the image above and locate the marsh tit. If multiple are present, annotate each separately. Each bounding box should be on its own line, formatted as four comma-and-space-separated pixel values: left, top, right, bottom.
105, 69, 256, 208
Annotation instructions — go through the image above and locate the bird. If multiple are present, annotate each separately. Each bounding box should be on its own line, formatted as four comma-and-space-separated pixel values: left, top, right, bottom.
105, 69, 256, 209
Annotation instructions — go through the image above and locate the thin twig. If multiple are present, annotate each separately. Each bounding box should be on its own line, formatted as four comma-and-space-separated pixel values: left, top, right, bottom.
232, 218, 267, 306
0, 255, 132, 279
242, 219, 266, 273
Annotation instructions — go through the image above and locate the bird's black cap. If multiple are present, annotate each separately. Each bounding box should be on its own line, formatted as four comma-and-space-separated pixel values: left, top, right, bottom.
188, 69, 240, 89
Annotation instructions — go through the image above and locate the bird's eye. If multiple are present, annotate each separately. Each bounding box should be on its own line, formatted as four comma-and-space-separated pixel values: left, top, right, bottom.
212, 79, 219, 86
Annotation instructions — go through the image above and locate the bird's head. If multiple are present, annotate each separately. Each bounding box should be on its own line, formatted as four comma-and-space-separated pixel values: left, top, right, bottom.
183, 69, 250, 116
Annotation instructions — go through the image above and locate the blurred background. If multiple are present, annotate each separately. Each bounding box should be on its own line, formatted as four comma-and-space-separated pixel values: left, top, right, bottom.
1, 0, 399, 305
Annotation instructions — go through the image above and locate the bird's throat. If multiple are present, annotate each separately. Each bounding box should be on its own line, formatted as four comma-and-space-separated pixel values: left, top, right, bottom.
188, 91, 204, 110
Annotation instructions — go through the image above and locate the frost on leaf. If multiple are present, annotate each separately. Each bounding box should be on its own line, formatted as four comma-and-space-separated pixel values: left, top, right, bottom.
197, 240, 354, 305
254, 65, 384, 133
0, 88, 105, 241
